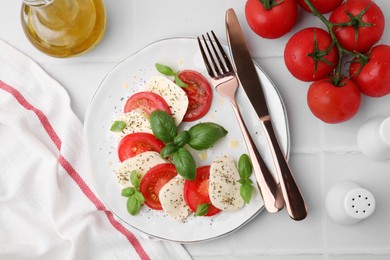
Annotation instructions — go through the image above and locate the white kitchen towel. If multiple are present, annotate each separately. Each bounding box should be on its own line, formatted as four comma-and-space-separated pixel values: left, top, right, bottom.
0, 39, 192, 260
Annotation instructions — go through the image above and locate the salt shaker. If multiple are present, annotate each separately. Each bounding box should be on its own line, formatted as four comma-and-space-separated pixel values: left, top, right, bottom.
325, 181, 375, 225
357, 116, 390, 161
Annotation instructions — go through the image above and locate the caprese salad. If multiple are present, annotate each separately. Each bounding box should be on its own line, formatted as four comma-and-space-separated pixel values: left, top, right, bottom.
110, 63, 255, 220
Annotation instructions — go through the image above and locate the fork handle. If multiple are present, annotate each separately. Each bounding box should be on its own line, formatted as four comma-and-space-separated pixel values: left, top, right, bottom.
231, 102, 284, 213
260, 117, 308, 220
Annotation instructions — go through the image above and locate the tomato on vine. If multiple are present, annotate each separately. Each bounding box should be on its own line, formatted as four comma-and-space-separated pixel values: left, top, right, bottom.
307, 78, 361, 124
298, 0, 343, 14
329, 0, 385, 53
350, 45, 390, 98
245, 0, 298, 39
284, 27, 339, 82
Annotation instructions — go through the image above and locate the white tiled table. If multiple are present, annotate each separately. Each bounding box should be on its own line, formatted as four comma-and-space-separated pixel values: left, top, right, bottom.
1, 1, 390, 259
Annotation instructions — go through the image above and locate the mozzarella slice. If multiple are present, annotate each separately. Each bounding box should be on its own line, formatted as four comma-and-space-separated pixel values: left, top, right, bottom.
114, 151, 166, 187
209, 155, 244, 211
159, 176, 191, 220
112, 109, 152, 139
145, 76, 189, 125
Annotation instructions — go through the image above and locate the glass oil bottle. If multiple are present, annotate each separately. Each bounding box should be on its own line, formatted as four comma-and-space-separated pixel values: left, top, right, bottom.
21, 0, 106, 57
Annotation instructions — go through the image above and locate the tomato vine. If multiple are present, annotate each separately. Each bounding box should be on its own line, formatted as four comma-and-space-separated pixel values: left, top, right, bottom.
303, 0, 372, 86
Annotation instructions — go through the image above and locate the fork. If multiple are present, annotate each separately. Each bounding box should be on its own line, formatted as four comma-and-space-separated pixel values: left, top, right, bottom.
198, 31, 284, 213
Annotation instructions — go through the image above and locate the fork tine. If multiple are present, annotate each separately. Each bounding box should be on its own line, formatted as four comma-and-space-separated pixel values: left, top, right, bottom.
206, 32, 228, 74
198, 31, 234, 78
197, 36, 215, 78
210, 30, 234, 72
202, 34, 222, 77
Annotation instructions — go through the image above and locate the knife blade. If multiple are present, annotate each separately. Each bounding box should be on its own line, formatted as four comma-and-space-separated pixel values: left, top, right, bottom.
226, 8, 308, 221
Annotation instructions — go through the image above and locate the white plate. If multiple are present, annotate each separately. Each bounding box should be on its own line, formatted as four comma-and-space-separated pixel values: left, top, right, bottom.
84, 38, 290, 243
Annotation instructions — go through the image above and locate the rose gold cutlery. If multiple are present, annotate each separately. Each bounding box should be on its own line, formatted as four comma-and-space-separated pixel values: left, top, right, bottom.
225, 8, 307, 220
197, 31, 284, 213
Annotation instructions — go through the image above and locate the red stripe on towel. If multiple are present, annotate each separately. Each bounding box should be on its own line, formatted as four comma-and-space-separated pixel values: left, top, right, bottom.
0, 80, 150, 260
59, 155, 150, 260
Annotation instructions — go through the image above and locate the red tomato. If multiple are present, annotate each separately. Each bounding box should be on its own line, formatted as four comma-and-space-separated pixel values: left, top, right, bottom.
117, 133, 165, 162
298, 0, 343, 14
177, 70, 213, 122
329, 0, 385, 53
307, 78, 361, 124
139, 163, 177, 210
183, 166, 221, 217
245, 0, 298, 39
124, 91, 172, 115
350, 45, 390, 98
284, 28, 339, 82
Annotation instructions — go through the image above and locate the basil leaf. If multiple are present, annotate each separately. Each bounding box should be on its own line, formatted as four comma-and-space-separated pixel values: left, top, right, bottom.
130, 170, 140, 189
173, 130, 190, 147
161, 143, 177, 158
121, 187, 135, 197
239, 178, 253, 185
155, 63, 188, 87
110, 120, 126, 132
155, 63, 175, 76
240, 183, 254, 204
126, 196, 141, 216
133, 190, 145, 204
172, 148, 196, 180
174, 74, 188, 88
150, 110, 178, 142
195, 203, 210, 216
238, 154, 253, 180
188, 122, 228, 150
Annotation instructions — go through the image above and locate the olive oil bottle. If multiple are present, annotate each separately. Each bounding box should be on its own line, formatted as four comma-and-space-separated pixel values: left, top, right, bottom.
21, 0, 106, 58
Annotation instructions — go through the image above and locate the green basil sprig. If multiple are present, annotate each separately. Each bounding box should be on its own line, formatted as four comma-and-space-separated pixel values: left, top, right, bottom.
121, 171, 145, 215
150, 110, 177, 142
149, 110, 227, 180
173, 131, 190, 147
110, 120, 126, 132
238, 154, 254, 204
155, 63, 188, 87
161, 143, 177, 159
172, 148, 196, 180
188, 122, 228, 150
195, 203, 210, 216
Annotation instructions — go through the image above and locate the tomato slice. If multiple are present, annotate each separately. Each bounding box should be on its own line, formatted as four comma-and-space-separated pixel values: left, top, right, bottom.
184, 166, 221, 216
177, 70, 213, 122
117, 132, 165, 162
139, 163, 177, 210
124, 91, 172, 115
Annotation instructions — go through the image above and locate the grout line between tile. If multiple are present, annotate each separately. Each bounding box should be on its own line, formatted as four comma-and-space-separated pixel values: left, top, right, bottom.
319, 120, 329, 260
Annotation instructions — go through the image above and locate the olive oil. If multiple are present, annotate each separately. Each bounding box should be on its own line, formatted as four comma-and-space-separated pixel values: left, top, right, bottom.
21, 0, 106, 58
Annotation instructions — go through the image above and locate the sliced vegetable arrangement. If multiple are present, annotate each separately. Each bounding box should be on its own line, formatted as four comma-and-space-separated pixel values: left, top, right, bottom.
246, 0, 389, 124
110, 64, 255, 220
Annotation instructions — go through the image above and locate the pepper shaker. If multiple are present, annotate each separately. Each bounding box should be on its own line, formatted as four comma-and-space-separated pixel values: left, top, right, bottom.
357, 116, 390, 161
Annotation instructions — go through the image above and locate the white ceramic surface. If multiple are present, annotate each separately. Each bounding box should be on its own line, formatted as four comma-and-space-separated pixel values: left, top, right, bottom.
84, 38, 289, 243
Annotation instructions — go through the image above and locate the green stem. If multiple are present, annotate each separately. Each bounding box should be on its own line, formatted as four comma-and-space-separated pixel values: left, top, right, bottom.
261, 0, 283, 10
303, 0, 369, 86
261, 0, 272, 9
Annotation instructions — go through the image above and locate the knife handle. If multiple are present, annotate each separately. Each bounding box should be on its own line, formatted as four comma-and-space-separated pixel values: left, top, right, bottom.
231, 103, 284, 213
261, 117, 308, 221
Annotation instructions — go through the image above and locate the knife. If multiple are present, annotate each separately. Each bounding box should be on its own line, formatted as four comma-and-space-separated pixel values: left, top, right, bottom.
225, 8, 308, 221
